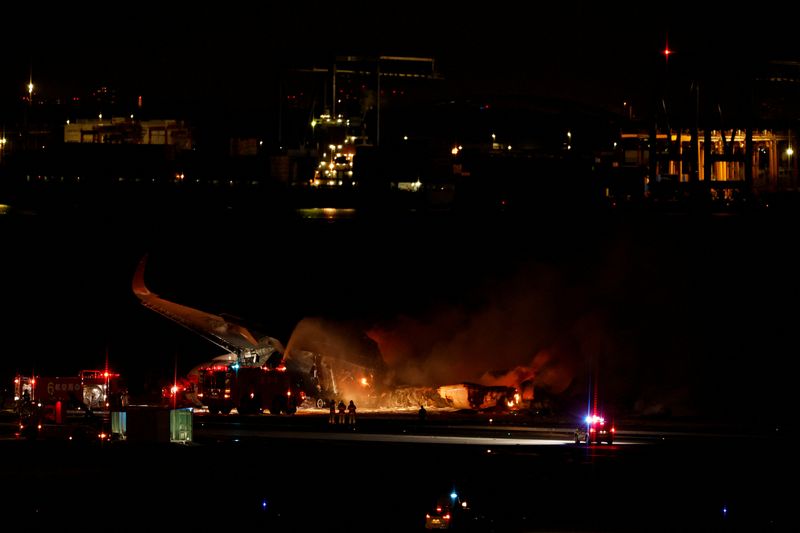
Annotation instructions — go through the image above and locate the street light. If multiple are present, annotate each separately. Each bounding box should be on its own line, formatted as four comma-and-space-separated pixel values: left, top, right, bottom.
27, 82, 33, 103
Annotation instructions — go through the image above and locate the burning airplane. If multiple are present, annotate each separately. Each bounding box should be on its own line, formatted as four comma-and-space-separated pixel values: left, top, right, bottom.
132, 255, 386, 410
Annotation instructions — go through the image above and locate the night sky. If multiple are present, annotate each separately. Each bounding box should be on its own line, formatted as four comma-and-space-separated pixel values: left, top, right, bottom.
5, 3, 800, 115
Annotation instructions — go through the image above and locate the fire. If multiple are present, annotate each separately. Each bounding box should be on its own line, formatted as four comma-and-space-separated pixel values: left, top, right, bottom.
360, 377, 369, 386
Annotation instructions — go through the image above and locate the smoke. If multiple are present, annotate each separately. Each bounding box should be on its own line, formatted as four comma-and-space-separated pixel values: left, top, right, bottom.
286, 317, 384, 371
364, 228, 699, 417
281, 225, 717, 417
367, 261, 593, 396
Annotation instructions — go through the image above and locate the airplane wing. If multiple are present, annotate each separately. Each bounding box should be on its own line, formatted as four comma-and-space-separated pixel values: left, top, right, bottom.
133, 255, 285, 366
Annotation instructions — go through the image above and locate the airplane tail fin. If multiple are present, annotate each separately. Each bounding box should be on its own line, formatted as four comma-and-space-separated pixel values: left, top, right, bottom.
132, 254, 152, 297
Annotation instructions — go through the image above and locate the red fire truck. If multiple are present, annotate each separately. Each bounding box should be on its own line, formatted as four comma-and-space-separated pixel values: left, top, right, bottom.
165, 361, 303, 415
15, 369, 126, 411
14, 369, 127, 440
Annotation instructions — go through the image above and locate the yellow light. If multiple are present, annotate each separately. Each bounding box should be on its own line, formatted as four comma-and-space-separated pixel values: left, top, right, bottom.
360, 377, 368, 386
27, 82, 33, 94
787, 147, 794, 156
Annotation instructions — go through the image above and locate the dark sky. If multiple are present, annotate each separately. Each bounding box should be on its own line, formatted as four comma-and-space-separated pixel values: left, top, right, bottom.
5, 3, 800, 112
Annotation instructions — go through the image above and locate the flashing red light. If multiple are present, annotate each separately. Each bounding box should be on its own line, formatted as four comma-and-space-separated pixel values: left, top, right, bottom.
436, 506, 442, 513
444, 514, 451, 520
663, 47, 671, 56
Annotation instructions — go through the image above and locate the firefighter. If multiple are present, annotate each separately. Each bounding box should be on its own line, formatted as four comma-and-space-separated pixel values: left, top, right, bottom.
337, 400, 346, 425
347, 400, 356, 425
418, 404, 427, 423
328, 399, 336, 425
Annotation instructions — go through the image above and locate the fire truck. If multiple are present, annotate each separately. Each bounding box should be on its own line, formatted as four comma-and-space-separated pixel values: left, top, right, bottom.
15, 369, 127, 413
13, 369, 127, 439
166, 360, 303, 415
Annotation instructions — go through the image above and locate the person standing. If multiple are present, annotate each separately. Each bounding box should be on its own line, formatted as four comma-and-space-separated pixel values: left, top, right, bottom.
347, 400, 357, 425
328, 399, 336, 425
418, 404, 427, 424
337, 400, 346, 425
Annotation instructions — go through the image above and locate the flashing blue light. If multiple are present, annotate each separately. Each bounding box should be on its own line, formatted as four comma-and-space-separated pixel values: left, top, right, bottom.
262, 499, 268, 511
450, 491, 457, 500
231, 363, 240, 371
722, 505, 728, 518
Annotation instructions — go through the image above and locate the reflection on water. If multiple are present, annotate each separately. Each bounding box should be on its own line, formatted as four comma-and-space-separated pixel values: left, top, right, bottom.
296, 207, 358, 220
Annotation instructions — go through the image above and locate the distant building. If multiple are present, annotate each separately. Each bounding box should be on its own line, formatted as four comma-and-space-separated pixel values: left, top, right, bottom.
64, 117, 192, 149
611, 128, 796, 202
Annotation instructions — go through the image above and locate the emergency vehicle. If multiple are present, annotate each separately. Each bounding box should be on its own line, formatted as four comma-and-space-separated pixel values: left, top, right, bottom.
14, 369, 127, 413
574, 414, 615, 445
166, 360, 303, 415
13, 369, 127, 440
